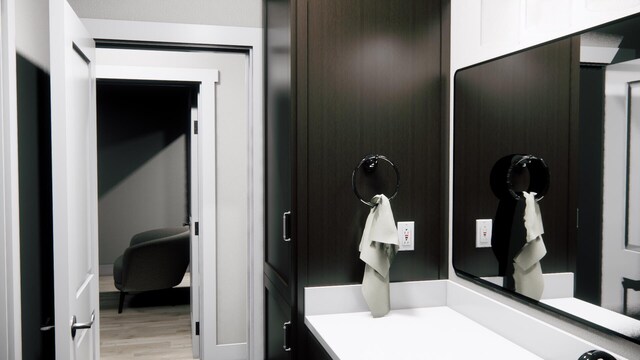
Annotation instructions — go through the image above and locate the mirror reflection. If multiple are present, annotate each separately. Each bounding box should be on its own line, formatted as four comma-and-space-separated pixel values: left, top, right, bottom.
453, 14, 640, 343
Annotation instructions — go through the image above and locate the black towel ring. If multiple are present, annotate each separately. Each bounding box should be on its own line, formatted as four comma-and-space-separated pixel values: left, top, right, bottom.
352, 154, 400, 207
490, 154, 550, 201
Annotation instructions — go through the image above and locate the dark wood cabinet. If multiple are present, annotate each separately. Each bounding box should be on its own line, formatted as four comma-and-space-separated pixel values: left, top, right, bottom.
265, 276, 293, 360
265, 0, 449, 358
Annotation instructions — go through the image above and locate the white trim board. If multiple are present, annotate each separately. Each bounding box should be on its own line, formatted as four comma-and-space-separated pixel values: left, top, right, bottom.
87, 20, 264, 360
0, 0, 22, 358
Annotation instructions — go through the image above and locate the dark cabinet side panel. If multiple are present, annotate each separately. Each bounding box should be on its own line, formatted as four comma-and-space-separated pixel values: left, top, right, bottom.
265, 276, 293, 360
265, 0, 294, 301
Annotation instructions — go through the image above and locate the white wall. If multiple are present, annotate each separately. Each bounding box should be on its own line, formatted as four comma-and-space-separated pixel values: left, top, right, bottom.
450, 0, 640, 357
15, 0, 49, 71
68, 0, 262, 28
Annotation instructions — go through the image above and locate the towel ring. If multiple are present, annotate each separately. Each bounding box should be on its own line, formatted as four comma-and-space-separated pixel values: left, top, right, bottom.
490, 154, 550, 201
352, 154, 400, 207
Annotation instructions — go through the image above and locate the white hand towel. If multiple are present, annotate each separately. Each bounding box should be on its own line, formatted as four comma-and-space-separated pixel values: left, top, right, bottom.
359, 194, 399, 317
513, 191, 547, 300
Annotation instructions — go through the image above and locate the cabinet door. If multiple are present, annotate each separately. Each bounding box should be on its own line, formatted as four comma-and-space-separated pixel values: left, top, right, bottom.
265, 276, 293, 360
265, 0, 294, 303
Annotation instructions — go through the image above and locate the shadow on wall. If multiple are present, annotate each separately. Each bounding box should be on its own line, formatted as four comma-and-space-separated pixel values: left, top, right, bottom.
97, 81, 193, 267
97, 81, 192, 197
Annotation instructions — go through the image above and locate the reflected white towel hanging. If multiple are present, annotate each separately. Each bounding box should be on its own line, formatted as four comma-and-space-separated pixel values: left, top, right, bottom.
513, 191, 547, 300
359, 194, 399, 317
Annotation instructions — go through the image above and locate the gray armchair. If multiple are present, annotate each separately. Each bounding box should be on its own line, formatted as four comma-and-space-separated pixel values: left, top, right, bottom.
113, 226, 190, 313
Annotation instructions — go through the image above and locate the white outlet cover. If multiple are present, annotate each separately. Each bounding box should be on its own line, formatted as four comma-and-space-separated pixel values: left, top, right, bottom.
397, 221, 414, 251
476, 219, 492, 248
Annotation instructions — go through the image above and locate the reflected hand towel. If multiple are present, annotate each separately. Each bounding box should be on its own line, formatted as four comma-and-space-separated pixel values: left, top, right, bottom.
359, 194, 399, 317
513, 191, 547, 300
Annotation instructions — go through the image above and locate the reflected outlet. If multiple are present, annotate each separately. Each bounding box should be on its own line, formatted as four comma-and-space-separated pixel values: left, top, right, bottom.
475, 219, 492, 248
397, 221, 414, 251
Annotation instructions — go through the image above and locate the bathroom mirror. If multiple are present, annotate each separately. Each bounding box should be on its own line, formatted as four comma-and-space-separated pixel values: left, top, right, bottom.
453, 13, 640, 344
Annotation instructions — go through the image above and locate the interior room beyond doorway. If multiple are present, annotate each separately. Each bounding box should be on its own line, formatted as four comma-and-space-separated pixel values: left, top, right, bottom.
96, 81, 196, 360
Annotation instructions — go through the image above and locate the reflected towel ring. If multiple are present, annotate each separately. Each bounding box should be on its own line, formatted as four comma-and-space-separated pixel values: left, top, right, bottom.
490, 154, 550, 201
352, 154, 400, 207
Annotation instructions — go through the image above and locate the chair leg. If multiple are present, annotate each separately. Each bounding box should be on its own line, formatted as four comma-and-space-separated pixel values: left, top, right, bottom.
118, 291, 126, 314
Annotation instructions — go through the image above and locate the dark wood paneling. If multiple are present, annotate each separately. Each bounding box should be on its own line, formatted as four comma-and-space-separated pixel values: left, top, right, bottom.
305, 329, 333, 360
453, 39, 576, 276
439, 0, 451, 279
303, 0, 443, 286
265, 276, 293, 360
265, 0, 294, 304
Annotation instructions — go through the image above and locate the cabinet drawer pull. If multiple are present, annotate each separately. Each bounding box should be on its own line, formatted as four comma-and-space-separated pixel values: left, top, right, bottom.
283, 211, 291, 242
283, 320, 292, 352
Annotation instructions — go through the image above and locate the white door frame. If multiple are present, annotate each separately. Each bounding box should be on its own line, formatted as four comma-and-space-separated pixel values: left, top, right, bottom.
96, 65, 219, 358
0, 0, 22, 358
85, 20, 264, 359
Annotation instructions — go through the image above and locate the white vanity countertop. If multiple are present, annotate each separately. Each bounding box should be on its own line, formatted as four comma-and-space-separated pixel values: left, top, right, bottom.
305, 280, 627, 360
305, 306, 541, 360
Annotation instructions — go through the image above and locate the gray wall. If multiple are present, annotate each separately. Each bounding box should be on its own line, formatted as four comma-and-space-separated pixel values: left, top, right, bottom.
16, 0, 49, 71
68, 0, 262, 28
97, 83, 191, 267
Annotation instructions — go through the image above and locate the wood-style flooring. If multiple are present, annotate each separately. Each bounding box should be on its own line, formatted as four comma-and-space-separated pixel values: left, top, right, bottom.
99, 275, 195, 360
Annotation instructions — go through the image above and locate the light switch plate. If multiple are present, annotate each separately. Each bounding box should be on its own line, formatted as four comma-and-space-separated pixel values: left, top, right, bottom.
476, 219, 492, 248
397, 221, 414, 251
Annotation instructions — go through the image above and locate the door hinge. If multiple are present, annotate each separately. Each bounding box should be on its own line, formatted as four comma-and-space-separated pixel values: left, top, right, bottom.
195, 222, 199, 236
195, 321, 200, 336
194, 121, 198, 134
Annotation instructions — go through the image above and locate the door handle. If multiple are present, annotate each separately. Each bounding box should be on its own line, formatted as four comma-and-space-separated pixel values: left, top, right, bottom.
283, 211, 291, 242
283, 321, 292, 352
71, 311, 95, 339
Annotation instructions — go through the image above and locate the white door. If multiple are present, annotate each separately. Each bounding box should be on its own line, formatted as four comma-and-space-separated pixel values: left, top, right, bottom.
50, 2, 99, 359
602, 58, 640, 313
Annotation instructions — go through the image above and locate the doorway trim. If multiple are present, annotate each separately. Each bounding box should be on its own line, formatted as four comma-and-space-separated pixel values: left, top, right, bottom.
85, 20, 264, 360
0, 0, 22, 358
97, 65, 219, 358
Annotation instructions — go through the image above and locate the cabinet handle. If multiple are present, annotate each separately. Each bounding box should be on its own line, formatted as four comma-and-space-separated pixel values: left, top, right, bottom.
283, 321, 292, 352
282, 211, 291, 242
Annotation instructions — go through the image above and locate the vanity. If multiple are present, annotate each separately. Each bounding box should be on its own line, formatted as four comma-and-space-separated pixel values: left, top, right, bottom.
304, 281, 628, 359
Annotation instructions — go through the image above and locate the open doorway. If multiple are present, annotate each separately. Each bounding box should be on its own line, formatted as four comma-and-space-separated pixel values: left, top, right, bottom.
96, 80, 198, 359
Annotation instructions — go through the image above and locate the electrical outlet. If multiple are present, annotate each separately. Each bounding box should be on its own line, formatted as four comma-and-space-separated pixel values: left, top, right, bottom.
397, 221, 414, 251
475, 219, 492, 248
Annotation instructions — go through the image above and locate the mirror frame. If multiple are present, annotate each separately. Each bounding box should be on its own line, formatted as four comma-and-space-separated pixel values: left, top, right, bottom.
452, 12, 640, 346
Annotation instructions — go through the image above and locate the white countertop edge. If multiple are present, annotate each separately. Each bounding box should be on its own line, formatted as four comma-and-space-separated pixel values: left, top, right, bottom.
305, 280, 626, 360
305, 280, 448, 316
446, 281, 627, 360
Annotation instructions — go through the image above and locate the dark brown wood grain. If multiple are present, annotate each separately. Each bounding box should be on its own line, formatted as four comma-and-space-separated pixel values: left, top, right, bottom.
303, 0, 443, 286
